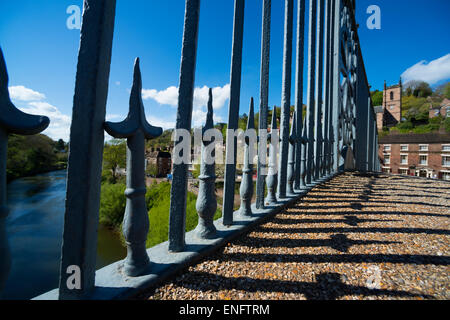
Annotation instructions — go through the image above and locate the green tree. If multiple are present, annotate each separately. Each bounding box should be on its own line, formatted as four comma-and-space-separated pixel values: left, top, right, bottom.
371, 90, 383, 106
146, 162, 158, 177
413, 81, 433, 98
103, 140, 126, 183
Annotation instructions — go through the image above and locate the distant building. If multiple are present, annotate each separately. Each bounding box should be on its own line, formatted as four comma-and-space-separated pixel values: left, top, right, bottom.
375, 79, 403, 130
429, 98, 450, 119
378, 133, 450, 180
146, 148, 172, 177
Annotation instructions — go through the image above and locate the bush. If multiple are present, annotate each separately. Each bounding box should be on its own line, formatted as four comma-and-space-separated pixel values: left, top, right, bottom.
98, 180, 222, 249
444, 118, 450, 133
99, 183, 126, 228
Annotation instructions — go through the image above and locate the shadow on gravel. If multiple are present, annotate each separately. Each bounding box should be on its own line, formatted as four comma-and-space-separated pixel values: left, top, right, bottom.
174, 271, 433, 300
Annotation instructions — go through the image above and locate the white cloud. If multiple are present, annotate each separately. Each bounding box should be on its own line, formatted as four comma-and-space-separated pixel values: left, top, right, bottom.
401, 54, 450, 85
9, 85, 46, 101
19, 101, 71, 142
142, 86, 179, 106
146, 115, 176, 131
142, 83, 230, 110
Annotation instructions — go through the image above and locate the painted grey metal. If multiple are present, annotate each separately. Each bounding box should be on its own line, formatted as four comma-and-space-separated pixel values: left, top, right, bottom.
195, 89, 218, 239
0, 47, 50, 295
313, 0, 325, 180
168, 0, 201, 252
104, 58, 163, 276
265, 108, 278, 204
277, 0, 294, 199
59, 0, 116, 300
222, 0, 245, 226
256, 0, 271, 209
331, 0, 341, 173
305, 0, 317, 185
322, 0, 331, 176
287, 112, 297, 195
327, 0, 336, 175
293, 0, 306, 190
238, 98, 255, 217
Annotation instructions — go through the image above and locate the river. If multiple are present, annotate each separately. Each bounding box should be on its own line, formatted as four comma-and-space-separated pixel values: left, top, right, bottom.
3, 170, 127, 300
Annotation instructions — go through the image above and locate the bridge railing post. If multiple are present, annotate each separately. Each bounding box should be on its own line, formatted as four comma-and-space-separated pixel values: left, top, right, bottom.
58, 0, 116, 300
313, 0, 325, 181
222, 0, 245, 226
277, 0, 294, 200
256, 0, 271, 210
294, 0, 306, 190
168, 0, 201, 253
305, 0, 317, 186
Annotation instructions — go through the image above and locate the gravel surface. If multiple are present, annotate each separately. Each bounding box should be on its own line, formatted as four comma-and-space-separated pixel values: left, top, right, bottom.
140, 173, 450, 300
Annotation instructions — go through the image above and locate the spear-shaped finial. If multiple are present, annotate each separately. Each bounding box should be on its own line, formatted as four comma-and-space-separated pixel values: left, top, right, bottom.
104, 58, 162, 277
0, 47, 49, 135
238, 98, 255, 217
195, 88, 217, 239
105, 58, 162, 140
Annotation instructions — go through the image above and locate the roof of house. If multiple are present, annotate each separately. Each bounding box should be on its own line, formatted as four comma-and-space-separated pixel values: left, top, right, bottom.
379, 133, 450, 144
441, 98, 450, 107
374, 106, 383, 113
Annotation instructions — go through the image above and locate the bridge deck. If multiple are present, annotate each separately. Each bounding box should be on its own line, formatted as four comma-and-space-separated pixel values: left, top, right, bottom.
140, 173, 450, 300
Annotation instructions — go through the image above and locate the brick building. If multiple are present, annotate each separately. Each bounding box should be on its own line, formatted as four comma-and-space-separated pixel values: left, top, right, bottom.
378, 133, 450, 180
429, 98, 450, 119
146, 148, 172, 177
375, 79, 403, 130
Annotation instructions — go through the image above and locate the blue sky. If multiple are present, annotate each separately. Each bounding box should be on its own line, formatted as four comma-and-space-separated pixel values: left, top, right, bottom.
0, 0, 449, 141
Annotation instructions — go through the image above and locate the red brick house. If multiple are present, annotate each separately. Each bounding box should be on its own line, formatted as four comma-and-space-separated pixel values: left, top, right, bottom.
379, 133, 450, 181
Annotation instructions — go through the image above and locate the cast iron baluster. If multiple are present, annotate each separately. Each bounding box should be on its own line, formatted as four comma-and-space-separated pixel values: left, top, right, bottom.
287, 112, 297, 195
195, 89, 217, 239
0, 47, 50, 295
104, 58, 163, 276
265, 108, 278, 204
238, 98, 255, 217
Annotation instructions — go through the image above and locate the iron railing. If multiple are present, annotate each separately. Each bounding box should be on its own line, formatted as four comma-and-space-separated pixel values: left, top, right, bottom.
0, 0, 380, 299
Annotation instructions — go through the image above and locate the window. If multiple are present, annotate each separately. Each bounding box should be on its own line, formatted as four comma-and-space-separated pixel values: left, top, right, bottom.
442, 172, 450, 181
399, 168, 409, 175
383, 145, 391, 152
443, 156, 450, 167
400, 154, 408, 165
419, 155, 428, 165
447, 106, 450, 117
384, 155, 390, 165
389, 105, 395, 110
400, 145, 409, 151
443, 145, 450, 152
390, 91, 394, 100
419, 145, 429, 151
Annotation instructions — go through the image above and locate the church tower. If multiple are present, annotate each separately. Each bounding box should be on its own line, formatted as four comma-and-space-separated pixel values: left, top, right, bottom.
382, 78, 403, 126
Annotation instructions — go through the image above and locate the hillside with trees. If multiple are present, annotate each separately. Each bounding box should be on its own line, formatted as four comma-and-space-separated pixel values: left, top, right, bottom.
6, 134, 68, 181
372, 81, 450, 135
